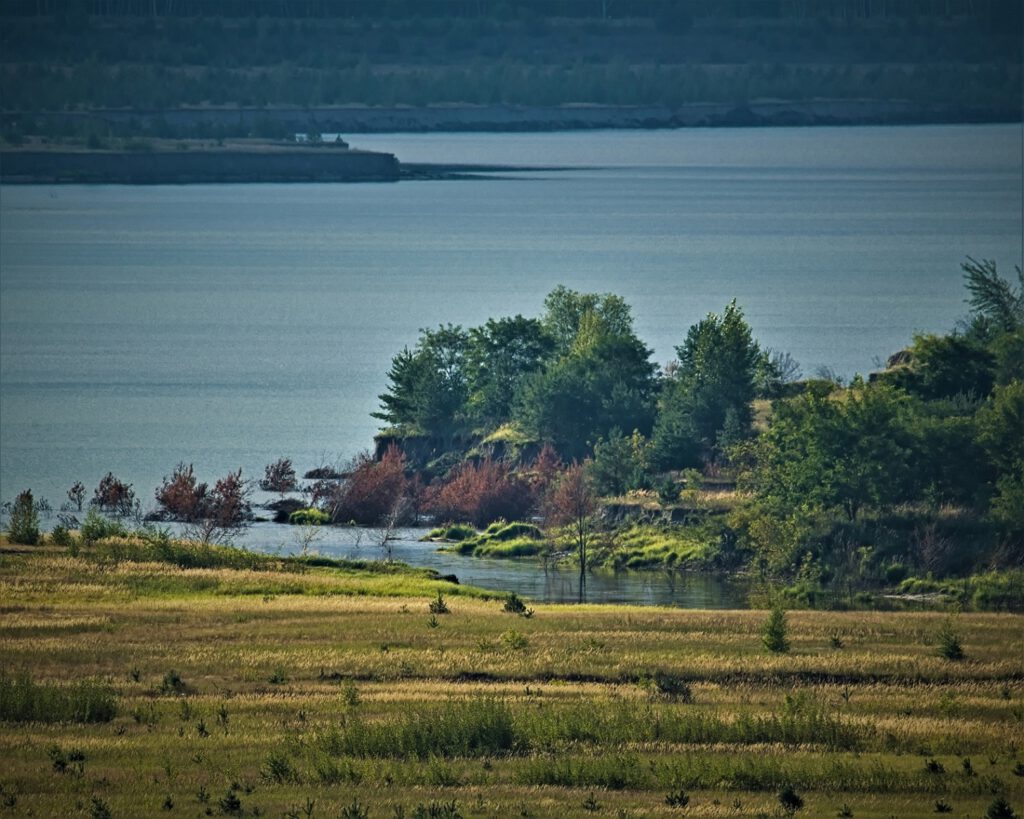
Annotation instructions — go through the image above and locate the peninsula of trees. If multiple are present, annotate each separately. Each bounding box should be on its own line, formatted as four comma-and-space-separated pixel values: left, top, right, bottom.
348, 258, 1021, 607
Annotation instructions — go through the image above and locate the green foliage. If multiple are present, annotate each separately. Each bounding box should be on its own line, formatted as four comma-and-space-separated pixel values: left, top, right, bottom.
937, 617, 965, 661
424, 523, 477, 541
0, 671, 116, 723
79, 508, 128, 544
517, 329, 656, 460
428, 591, 450, 614
5, 489, 40, 545
319, 696, 861, 761
743, 380, 915, 525
49, 525, 74, 548
977, 381, 1024, 478
881, 333, 995, 400
410, 801, 462, 819
653, 300, 763, 468
762, 606, 791, 653
962, 257, 1024, 337
322, 698, 518, 759
502, 592, 529, 614
373, 325, 470, 440
985, 797, 1020, 819
466, 315, 553, 425
288, 508, 330, 526
541, 286, 635, 356
778, 784, 805, 813
589, 428, 652, 495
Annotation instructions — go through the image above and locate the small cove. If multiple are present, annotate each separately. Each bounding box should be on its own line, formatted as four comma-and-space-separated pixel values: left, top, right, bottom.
235, 522, 751, 608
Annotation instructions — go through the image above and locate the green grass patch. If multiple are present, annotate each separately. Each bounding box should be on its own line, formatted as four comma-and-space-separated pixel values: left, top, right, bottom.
0, 670, 116, 723
288, 508, 331, 525
438, 520, 546, 558
422, 523, 478, 542
599, 523, 713, 570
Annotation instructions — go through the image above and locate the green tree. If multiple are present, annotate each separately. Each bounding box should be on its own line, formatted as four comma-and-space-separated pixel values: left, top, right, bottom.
885, 333, 995, 400
976, 380, 1024, 532
6, 489, 40, 546
517, 331, 656, 460
762, 606, 790, 653
373, 324, 470, 441
541, 285, 635, 355
962, 257, 1023, 337
743, 380, 914, 524
589, 428, 652, 496
653, 300, 764, 468
465, 315, 553, 426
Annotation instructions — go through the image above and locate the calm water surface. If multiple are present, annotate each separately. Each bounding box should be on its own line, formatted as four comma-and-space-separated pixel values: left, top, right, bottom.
236, 522, 750, 607
2, 125, 1022, 567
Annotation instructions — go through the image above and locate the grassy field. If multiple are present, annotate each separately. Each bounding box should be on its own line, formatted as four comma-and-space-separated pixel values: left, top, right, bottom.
1, 538, 1022, 819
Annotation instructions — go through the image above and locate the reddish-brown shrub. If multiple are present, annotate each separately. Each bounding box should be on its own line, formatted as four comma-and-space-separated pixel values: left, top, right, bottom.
526, 443, 564, 499
424, 458, 535, 528
327, 446, 411, 525
259, 457, 297, 493
91, 472, 136, 516
155, 463, 207, 521
155, 465, 252, 544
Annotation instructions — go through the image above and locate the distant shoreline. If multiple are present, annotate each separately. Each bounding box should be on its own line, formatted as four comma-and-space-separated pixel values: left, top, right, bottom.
9, 98, 1021, 137
0, 146, 401, 184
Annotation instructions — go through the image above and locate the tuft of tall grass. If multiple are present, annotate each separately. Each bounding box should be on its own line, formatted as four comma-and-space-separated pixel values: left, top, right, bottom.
317, 695, 864, 760
321, 698, 519, 758
0, 670, 116, 723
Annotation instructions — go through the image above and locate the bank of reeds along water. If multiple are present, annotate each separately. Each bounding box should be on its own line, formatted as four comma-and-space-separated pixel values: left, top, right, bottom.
1, 536, 1022, 818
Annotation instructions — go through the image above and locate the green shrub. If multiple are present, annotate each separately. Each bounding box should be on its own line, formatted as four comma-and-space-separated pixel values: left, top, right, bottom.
410, 801, 462, 819
485, 521, 543, 541
778, 784, 804, 813
80, 509, 128, 544
49, 525, 74, 548
429, 591, 450, 614
985, 798, 1019, 819
762, 606, 791, 653
503, 592, 528, 614
160, 670, 186, 695
937, 617, 965, 661
0, 671, 116, 723
6, 489, 40, 545
288, 508, 330, 526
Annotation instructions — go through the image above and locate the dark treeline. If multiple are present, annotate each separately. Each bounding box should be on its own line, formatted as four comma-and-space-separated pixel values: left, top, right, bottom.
2, 0, 1019, 131
6, 0, 1021, 23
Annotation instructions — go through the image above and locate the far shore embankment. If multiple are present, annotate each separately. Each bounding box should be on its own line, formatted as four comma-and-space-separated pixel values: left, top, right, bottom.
7, 98, 1021, 137
0, 146, 400, 184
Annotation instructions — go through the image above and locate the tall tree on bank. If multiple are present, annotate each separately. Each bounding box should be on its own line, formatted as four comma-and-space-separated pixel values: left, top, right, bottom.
517, 308, 657, 460
653, 300, 763, 468
465, 315, 554, 426
373, 324, 470, 442
545, 462, 599, 604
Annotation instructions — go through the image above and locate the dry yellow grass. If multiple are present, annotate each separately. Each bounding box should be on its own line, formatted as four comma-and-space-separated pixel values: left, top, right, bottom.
1, 544, 1022, 818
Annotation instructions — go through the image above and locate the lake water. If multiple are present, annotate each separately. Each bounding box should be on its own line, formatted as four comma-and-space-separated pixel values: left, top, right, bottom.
236, 523, 751, 607
1, 124, 1022, 543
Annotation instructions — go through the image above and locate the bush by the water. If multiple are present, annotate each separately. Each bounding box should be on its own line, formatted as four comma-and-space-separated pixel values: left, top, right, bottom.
289, 508, 330, 526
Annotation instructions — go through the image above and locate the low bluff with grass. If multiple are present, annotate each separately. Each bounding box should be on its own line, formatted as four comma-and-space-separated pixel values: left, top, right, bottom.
1, 535, 1022, 818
